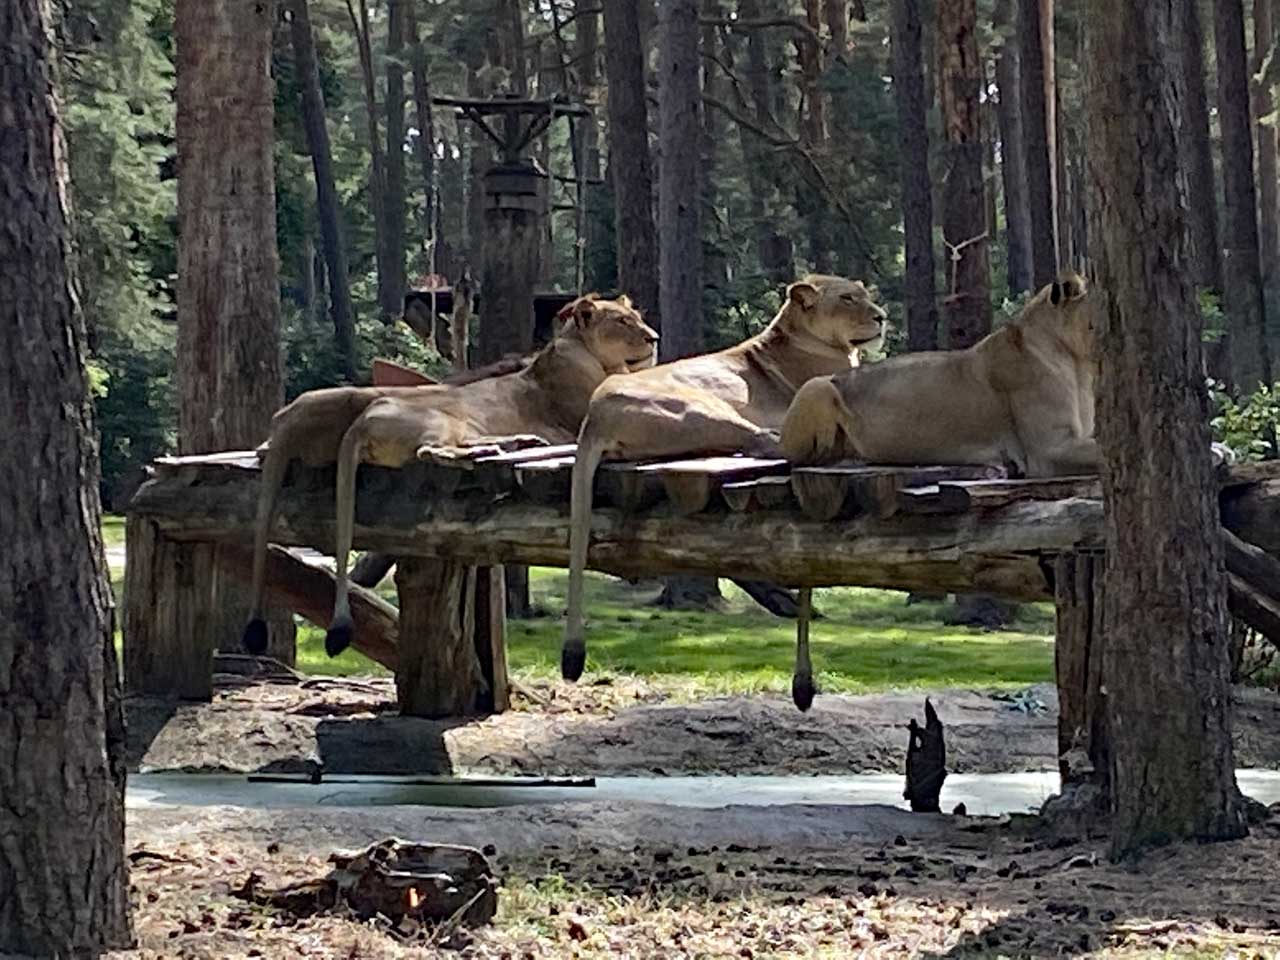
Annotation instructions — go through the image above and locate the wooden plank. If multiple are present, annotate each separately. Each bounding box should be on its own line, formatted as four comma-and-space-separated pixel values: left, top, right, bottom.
217, 544, 399, 671
936, 475, 1102, 512
1222, 460, 1280, 488
471, 444, 579, 497
792, 463, 1005, 521
154, 450, 260, 468
475, 565, 509, 713
514, 456, 576, 502
723, 476, 795, 513
633, 456, 789, 515
1227, 574, 1280, 647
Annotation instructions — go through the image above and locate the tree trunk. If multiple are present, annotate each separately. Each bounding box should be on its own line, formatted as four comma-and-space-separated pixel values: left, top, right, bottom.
1018, 0, 1056, 287
0, 0, 132, 950
936, 0, 992, 349
349, 0, 391, 318
499, 0, 529, 94
1085, 0, 1247, 857
604, 0, 661, 324
891, 0, 941, 350
796, 0, 832, 274
1254, 0, 1280, 292
1177, 0, 1224, 292
177, 0, 295, 659
995, 0, 1033, 296
1214, 0, 1275, 394
383, 0, 408, 317
288, 0, 357, 381
659, 0, 704, 359
407, 0, 437, 257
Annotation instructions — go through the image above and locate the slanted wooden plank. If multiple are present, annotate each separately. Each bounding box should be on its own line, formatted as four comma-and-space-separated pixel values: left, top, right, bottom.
936, 476, 1102, 512
723, 475, 795, 513
1227, 574, 1280, 648
154, 450, 261, 469
634, 456, 790, 515
1222, 460, 1280, 488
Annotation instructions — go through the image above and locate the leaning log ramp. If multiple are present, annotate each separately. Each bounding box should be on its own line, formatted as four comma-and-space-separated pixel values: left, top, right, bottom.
124, 446, 1280, 717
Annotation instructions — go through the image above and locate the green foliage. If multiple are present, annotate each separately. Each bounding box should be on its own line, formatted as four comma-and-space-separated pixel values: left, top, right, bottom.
1211, 381, 1280, 462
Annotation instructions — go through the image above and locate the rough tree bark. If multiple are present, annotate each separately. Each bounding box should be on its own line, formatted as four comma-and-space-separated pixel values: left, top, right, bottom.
659, 0, 705, 359
1085, 0, 1248, 857
288, 0, 357, 381
994, 0, 1032, 296
407, 0, 437, 251
936, 0, 992, 349
603, 0, 661, 324
1214, 0, 1275, 394
383, 0, 408, 316
891, 0, 941, 350
1177, 0, 1223, 292
348, 0, 391, 317
177, 0, 295, 659
796, 0, 831, 274
1254, 0, 1280, 291
0, 0, 132, 950
1018, 0, 1056, 286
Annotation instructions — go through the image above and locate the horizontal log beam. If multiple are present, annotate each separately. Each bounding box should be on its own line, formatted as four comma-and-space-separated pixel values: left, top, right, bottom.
127, 468, 1112, 598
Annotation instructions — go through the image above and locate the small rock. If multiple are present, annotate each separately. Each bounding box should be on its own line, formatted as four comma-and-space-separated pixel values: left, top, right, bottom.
952, 803, 967, 817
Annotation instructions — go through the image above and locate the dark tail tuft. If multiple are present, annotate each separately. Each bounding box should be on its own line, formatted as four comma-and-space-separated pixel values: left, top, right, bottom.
242, 618, 269, 655
791, 674, 817, 712
325, 620, 354, 658
561, 646, 586, 682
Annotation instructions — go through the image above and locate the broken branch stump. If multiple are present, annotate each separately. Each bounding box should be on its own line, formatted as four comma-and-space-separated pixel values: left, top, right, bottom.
903, 698, 947, 813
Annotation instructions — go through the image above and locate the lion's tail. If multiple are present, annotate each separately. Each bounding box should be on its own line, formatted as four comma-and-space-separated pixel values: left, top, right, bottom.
561, 423, 607, 682
780, 376, 858, 465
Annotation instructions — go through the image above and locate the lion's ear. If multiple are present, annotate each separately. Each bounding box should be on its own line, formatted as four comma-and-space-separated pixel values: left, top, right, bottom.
574, 296, 599, 325
1051, 273, 1087, 306
787, 281, 821, 309
617, 294, 633, 309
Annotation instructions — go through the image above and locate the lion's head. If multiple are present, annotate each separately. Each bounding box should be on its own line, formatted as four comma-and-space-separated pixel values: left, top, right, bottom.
779, 274, 887, 357
559, 294, 660, 372
1017, 270, 1095, 360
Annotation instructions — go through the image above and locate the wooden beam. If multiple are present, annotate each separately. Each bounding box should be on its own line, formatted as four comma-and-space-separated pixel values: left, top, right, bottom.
395, 558, 484, 718
217, 544, 399, 671
935, 476, 1102, 512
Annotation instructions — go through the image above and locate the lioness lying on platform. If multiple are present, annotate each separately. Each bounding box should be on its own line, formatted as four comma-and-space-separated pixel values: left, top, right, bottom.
243, 295, 659, 657
777, 271, 1234, 710
560, 275, 888, 682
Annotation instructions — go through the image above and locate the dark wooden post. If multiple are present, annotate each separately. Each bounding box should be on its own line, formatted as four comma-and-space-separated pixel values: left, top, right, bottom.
477, 160, 546, 364
394, 558, 509, 718
123, 516, 218, 699
1047, 551, 1110, 810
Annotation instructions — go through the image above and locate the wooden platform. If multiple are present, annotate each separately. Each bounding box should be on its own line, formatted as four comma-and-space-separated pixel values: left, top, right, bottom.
124, 447, 1280, 716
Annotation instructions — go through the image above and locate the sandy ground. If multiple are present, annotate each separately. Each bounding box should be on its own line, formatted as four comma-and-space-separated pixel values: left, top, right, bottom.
126, 674, 1280, 779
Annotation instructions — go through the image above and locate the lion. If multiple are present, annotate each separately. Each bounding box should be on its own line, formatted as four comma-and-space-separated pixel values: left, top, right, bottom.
242, 294, 659, 658
777, 271, 1234, 710
559, 275, 888, 682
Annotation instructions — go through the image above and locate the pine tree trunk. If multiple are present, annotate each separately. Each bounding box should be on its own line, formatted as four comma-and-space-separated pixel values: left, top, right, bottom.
891, 0, 941, 350
604, 0, 660, 323
407, 0, 437, 252
659, 0, 704, 359
1214, 0, 1275, 394
995, 0, 1033, 296
1254, 0, 1280, 291
0, 0, 131, 950
383, 0, 408, 316
936, 0, 992, 349
350, 0, 391, 317
288, 0, 357, 381
176, 0, 295, 659
1085, 0, 1247, 858
1018, 0, 1056, 287
1178, 0, 1224, 292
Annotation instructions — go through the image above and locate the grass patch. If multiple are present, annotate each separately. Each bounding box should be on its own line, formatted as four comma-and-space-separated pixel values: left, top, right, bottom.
104, 510, 1056, 695
102, 514, 126, 549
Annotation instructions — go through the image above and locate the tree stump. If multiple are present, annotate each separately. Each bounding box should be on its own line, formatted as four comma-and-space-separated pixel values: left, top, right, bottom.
236, 838, 497, 927
903, 698, 947, 813
123, 516, 218, 699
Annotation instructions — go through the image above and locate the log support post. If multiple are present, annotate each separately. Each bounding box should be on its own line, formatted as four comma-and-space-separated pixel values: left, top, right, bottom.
394, 558, 508, 718
123, 516, 218, 699
1046, 550, 1110, 816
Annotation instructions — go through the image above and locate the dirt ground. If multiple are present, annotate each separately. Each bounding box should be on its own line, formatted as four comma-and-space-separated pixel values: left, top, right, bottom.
110, 677, 1280, 958
126, 673, 1280, 778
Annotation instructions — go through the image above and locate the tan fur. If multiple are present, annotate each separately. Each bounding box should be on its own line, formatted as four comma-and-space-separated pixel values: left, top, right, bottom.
559, 275, 887, 681
243, 295, 658, 654
782, 272, 1099, 477
780, 273, 1098, 712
